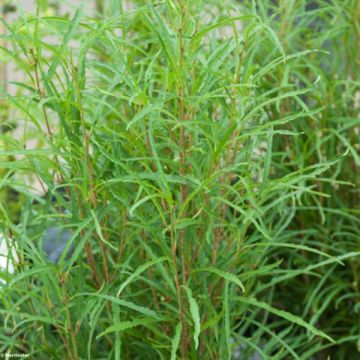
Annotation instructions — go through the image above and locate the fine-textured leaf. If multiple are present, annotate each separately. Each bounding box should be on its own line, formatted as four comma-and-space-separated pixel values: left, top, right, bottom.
238, 297, 335, 343
96, 317, 160, 338
194, 268, 245, 293
184, 286, 201, 350
170, 322, 182, 360
117, 257, 170, 296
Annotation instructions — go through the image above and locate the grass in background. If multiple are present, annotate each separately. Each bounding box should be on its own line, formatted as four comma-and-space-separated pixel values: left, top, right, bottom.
0, 0, 359, 359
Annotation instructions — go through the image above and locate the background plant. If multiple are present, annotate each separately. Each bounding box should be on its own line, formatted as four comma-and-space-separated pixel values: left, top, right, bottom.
0, 0, 359, 359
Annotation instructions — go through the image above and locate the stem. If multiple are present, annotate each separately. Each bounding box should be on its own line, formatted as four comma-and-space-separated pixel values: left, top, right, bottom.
32, 51, 53, 138
178, 1, 188, 281
177, 1, 190, 357
75, 186, 101, 289
0, 0, 8, 124
31, 49, 66, 194
72, 64, 110, 285
212, 32, 246, 265
61, 275, 79, 360
170, 206, 187, 359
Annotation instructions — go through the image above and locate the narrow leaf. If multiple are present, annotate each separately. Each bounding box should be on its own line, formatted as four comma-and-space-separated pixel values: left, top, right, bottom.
171, 322, 182, 360
238, 297, 335, 343
184, 286, 201, 350
194, 267, 245, 293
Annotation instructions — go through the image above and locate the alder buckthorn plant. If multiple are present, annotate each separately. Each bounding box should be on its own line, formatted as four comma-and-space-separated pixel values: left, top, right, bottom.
0, 0, 359, 359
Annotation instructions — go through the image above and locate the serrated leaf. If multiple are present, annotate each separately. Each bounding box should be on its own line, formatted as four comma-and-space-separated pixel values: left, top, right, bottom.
238, 297, 335, 343
97, 317, 159, 338
171, 322, 182, 360
184, 286, 201, 350
117, 257, 170, 296
195, 267, 245, 293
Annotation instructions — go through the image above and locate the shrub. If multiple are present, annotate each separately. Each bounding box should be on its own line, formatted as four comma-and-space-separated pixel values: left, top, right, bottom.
0, 1, 359, 359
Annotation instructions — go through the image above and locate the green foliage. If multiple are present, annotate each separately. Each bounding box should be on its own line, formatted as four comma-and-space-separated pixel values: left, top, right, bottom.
0, 0, 359, 359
